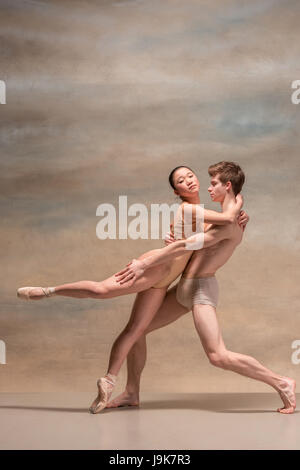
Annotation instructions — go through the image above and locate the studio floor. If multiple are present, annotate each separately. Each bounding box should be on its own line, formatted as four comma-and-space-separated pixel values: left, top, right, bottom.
0, 392, 299, 450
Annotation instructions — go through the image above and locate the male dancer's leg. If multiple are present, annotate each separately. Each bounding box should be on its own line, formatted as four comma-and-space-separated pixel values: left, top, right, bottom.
107, 284, 190, 408
192, 303, 296, 414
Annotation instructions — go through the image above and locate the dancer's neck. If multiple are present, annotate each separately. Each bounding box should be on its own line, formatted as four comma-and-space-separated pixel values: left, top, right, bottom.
220, 191, 236, 212
181, 194, 200, 204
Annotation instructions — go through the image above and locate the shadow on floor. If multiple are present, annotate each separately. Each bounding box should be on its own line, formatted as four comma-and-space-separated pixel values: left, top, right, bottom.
0, 393, 298, 414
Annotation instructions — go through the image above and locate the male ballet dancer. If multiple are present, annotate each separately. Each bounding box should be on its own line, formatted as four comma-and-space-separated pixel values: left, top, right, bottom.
114, 161, 296, 414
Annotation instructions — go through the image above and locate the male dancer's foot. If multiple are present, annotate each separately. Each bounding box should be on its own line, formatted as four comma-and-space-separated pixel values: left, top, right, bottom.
106, 389, 140, 408
106, 378, 297, 413
276, 377, 296, 414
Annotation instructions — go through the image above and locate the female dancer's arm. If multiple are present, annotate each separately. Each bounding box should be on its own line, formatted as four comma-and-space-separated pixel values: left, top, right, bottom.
201, 194, 244, 225
203, 209, 249, 234
173, 195, 244, 243
167, 208, 249, 243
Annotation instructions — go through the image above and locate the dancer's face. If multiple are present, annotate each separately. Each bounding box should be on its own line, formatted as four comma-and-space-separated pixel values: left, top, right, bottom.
173, 167, 200, 197
208, 174, 229, 202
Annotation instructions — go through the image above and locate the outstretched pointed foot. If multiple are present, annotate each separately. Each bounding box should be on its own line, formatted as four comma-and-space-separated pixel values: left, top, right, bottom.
89, 374, 117, 414
106, 390, 140, 409
17, 286, 55, 301
276, 377, 296, 414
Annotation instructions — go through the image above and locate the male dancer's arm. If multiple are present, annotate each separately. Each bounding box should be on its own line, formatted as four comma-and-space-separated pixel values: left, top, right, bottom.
115, 224, 232, 285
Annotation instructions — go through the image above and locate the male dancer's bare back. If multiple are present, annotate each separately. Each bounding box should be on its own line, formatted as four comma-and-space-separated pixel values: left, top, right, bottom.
109, 200, 296, 414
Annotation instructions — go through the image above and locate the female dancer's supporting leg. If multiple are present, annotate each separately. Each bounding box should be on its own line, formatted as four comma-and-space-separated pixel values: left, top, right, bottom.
106, 284, 190, 408
89, 285, 169, 413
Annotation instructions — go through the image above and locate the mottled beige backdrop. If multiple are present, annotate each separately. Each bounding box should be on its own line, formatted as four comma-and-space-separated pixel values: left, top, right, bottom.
1, 0, 300, 393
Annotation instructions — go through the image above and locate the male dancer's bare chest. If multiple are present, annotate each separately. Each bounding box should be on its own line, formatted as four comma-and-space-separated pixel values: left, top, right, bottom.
183, 229, 241, 277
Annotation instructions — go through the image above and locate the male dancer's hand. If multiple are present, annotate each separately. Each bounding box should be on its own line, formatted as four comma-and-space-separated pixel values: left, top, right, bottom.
115, 259, 145, 285
115, 224, 177, 285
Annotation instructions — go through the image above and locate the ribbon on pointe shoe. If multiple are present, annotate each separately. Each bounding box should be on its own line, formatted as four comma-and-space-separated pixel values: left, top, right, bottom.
105, 373, 117, 385
41, 287, 56, 297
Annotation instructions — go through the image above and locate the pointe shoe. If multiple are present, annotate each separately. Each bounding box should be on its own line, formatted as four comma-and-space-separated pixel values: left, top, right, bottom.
17, 286, 55, 300
89, 374, 117, 414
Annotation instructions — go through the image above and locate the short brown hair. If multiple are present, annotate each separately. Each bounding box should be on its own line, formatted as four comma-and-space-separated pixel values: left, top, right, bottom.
208, 161, 245, 196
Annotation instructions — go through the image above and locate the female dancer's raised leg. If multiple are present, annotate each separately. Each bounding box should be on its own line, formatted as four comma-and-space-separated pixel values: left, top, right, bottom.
17, 250, 170, 301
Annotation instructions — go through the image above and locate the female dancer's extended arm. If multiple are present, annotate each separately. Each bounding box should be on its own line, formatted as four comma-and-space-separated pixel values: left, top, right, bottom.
197, 193, 244, 225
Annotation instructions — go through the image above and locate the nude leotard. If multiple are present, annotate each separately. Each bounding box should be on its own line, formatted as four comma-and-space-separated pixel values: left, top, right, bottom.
152, 202, 204, 288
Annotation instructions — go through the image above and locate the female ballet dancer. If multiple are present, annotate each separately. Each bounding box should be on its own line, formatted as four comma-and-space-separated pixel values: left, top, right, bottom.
17, 166, 248, 412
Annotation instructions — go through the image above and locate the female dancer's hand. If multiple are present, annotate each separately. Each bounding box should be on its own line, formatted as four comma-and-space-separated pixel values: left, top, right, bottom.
115, 259, 146, 285
237, 210, 249, 232
164, 223, 176, 246
164, 230, 176, 245
235, 193, 244, 208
